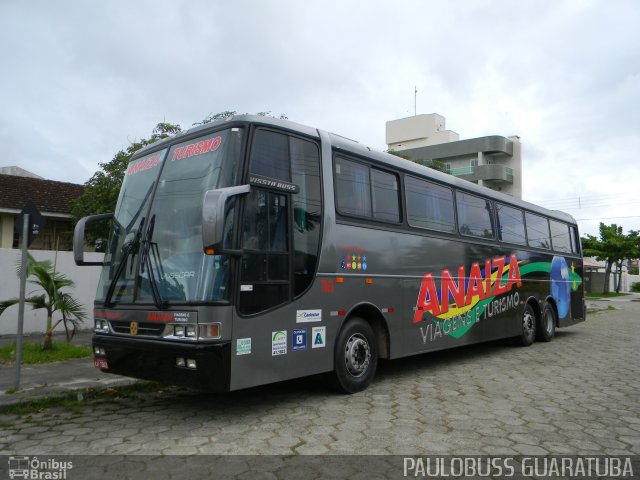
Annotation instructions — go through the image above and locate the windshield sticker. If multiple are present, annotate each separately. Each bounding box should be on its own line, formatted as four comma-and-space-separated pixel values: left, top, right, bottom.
236, 338, 252, 356
126, 153, 162, 176
172, 136, 222, 161
272, 331, 287, 356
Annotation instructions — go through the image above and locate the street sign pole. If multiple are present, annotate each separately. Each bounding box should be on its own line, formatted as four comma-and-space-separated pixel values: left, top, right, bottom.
14, 214, 30, 391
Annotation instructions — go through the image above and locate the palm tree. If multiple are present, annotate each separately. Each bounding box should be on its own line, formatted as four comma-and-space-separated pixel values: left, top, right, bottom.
0, 254, 86, 350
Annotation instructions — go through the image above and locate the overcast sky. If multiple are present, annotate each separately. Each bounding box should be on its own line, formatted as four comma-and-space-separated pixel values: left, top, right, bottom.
1, 0, 638, 236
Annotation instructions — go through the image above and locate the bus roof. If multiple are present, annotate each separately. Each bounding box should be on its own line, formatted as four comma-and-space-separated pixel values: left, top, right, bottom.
133, 115, 577, 225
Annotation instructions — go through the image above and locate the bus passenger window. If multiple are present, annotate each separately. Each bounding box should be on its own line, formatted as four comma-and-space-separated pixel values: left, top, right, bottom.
456, 192, 495, 238
525, 212, 551, 249
405, 176, 455, 233
335, 158, 371, 217
372, 169, 400, 222
497, 203, 526, 244
550, 220, 572, 253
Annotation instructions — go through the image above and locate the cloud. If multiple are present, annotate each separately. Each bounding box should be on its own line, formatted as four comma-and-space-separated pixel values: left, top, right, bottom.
1, 0, 638, 235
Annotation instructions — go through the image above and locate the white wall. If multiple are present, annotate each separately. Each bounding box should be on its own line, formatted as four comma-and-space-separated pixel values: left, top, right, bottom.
0, 248, 103, 335
611, 273, 640, 292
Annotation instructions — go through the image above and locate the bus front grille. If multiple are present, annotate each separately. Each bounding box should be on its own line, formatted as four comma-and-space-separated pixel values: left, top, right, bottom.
109, 320, 165, 337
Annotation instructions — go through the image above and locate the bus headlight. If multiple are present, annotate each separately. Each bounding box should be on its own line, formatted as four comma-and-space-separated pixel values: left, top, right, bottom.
186, 325, 197, 338
174, 325, 185, 337
94, 319, 109, 333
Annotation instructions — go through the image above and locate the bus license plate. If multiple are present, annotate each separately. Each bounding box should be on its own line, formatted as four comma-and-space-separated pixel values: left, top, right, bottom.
94, 357, 108, 369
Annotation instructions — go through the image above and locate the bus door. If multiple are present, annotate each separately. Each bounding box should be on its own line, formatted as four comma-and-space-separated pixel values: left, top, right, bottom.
229, 128, 324, 390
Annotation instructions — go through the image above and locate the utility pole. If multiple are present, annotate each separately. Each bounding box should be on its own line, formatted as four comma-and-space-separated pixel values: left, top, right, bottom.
414, 86, 418, 116
14, 214, 29, 390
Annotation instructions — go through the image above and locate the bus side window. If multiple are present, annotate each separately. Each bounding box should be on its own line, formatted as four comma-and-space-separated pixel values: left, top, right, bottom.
496, 203, 526, 244
550, 220, 572, 253
456, 191, 495, 239
525, 212, 551, 249
569, 225, 580, 254
405, 176, 455, 233
291, 137, 322, 297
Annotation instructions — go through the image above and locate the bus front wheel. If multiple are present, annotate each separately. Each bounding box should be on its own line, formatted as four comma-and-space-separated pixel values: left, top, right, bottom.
333, 317, 378, 394
519, 303, 536, 346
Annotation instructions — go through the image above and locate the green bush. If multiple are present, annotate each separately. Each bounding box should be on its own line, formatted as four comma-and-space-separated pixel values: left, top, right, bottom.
632, 282, 640, 293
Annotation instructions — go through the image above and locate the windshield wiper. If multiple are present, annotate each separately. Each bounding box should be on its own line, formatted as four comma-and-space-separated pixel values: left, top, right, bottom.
104, 218, 145, 308
140, 215, 186, 307
140, 215, 166, 309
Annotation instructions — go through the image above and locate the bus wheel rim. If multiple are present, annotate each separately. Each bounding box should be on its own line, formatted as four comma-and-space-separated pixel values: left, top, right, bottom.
523, 310, 534, 337
344, 333, 370, 377
544, 309, 554, 334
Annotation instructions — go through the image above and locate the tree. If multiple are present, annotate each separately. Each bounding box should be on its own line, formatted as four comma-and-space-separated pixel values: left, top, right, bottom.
194, 110, 288, 126
582, 224, 639, 294
0, 254, 86, 349
70, 122, 182, 241
387, 150, 448, 173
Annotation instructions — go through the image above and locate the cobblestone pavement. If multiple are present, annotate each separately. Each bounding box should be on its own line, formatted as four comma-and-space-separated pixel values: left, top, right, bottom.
1, 301, 639, 457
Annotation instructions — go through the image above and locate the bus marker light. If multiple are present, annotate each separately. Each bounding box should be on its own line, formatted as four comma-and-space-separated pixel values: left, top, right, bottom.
365, 278, 373, 285
338, 310, 346, 316
204, 247, 216, 255
200, 324, 220, 338
336, 277, 344, 283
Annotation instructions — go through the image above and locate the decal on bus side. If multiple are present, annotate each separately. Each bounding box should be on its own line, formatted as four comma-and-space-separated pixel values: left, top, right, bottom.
236, 338, 252, 356
414, 254, 583, 344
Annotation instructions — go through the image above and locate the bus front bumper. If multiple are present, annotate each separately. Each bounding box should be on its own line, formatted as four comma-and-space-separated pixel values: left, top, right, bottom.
93, 334, 231, 392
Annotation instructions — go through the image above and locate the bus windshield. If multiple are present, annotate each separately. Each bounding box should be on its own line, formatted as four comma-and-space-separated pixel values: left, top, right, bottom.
96, 128, 243, 305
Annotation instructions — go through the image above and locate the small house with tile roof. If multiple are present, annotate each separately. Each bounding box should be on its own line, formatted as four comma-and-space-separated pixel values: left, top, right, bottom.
0, 168, 84, 250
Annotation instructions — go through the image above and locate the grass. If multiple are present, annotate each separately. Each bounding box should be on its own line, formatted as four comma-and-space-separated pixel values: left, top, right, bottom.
586, 292, 629, 298
0, 342, 92, 364
0, 381, 165, 415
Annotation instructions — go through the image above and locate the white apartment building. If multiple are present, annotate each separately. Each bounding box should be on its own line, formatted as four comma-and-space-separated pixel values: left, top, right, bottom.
386, 114, 522, 198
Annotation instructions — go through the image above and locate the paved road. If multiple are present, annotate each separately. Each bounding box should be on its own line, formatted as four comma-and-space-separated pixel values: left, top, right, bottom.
1, 300, 639, 458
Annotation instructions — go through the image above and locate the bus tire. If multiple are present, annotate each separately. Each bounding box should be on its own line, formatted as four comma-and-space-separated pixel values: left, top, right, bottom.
333, 317, 378, 394
537, 302, 556, 342
519, 303, 536, 347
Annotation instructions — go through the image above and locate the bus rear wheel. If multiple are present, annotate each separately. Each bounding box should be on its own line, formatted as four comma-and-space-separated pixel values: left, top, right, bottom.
333, 317, 378, 394
537, 302, 556, 342
519, 303, 536, 346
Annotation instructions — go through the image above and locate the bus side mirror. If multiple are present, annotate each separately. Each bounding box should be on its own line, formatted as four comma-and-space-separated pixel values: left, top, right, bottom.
73, 213, 114, 266
202, 184, 250, 255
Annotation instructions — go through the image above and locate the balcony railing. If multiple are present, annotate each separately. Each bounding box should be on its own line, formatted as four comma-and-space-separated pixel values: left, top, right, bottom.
447, 164, 514, 184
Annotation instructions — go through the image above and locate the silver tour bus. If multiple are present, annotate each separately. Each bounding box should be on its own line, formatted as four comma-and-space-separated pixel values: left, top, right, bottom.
74, 115, 585, 393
